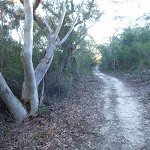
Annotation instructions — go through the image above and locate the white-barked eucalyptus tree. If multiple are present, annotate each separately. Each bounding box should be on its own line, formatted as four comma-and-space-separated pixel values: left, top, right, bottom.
0, 0, 84, 121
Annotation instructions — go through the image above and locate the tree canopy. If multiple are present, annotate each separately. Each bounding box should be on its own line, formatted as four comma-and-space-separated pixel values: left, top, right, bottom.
0, 0, 101, 121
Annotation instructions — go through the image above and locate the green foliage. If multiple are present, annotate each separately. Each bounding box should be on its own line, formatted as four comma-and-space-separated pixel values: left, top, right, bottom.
38, 105, 50, 115
0, 0, 100, 105
38, 0, 100, 100
0, 36, 24, 97
75, 51, 95, 75
74, 39, 96, 76
98, 45, 111, 70
99, 26, 150, 71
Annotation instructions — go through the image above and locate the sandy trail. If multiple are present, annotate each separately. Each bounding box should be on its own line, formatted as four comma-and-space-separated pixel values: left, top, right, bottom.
93, 66, 150, 150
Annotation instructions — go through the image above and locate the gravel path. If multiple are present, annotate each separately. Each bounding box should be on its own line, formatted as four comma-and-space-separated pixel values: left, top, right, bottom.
93, 66, 150, 150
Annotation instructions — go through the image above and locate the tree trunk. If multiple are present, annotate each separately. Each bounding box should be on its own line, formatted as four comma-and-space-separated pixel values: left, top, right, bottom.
39, 78, 45, 105
21, 0, 38, 115
35, 42, 55, 86
0, 73, 27, 121
62, 49, 70, 72
0, 0, 4, 72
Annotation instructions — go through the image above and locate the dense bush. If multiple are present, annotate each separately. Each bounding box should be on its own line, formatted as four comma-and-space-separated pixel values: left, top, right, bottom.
99, 27, 150, 71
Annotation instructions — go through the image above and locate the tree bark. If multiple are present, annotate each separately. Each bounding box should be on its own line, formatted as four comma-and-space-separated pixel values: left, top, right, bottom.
35, 41, 55, 86
39, 78, 45, 105
0, 0, 4, 72
21, 0, 38, 115
0, 73, 27, 121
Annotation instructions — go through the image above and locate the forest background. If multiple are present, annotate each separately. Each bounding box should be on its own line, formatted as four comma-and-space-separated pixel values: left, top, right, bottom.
0, 0, 150, 121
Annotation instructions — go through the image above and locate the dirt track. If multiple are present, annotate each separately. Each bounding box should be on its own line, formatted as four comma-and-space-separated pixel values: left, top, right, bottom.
93, 66, 150, 150
0, 67, 150, 150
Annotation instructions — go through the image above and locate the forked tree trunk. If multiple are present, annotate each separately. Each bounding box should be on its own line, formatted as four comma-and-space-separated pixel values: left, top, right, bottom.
0, 0, 84, 121
0, 0, 38, 121
21, 0, 38, 115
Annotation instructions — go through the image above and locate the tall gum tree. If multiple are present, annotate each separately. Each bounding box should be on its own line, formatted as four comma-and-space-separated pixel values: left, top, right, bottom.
0, 0, 84, 121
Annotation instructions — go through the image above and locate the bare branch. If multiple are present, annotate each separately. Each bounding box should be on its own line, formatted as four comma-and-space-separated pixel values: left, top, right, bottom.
34, 12, 53, 34
20, 0, 23, 5
56, 0, 84, 46
33, 0, 53, 34
20, 0, 42, 12
54, 0, 66, 41
20, 0, 52, 35
33, 0, 42, 13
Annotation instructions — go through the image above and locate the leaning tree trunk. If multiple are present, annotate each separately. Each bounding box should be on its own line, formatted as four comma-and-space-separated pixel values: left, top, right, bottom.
0, 73, 27, 121
21, 0, 38, 115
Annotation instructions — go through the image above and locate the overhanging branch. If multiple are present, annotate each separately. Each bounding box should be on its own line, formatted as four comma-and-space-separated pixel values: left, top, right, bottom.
54, 0, 66, 41
56, 0, 84, 46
